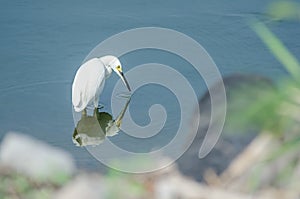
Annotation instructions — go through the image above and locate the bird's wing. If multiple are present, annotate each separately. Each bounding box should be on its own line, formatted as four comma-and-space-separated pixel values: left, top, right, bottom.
72, 58, 105, 111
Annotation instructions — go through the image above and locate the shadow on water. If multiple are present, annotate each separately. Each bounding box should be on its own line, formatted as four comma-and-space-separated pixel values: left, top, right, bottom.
72, 97, 131, 147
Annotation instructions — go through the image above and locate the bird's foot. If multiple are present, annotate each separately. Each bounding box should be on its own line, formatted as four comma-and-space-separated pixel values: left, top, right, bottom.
97, 104, 104, 110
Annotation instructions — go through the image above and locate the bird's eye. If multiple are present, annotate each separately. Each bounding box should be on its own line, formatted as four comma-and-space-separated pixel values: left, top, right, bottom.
116, 65, 121, 71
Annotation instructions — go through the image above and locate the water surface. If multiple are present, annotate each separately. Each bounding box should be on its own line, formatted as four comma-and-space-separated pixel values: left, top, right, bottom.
0, 0, 299, 170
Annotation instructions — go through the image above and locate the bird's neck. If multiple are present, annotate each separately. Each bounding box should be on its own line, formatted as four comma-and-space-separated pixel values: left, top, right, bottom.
104, 65, 113, 79
99, 57, 113, 78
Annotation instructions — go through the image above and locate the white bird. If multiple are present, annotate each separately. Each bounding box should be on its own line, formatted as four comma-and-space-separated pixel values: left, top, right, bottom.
72, 55, 131, 112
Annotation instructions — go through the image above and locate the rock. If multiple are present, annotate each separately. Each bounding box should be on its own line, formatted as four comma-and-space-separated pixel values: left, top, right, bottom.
55, 172, 149, 199
154, 172, 253, 199
177, 74, 275, 181
0, 132, 76, 182
55, 174, 105, 199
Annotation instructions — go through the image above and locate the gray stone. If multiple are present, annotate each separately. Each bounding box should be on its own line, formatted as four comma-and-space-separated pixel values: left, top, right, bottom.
177, 74, 275, 181
55, 174, 105, 199
0, 132, 76, 181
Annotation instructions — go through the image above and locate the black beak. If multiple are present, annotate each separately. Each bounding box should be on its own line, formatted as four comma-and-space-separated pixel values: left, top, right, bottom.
120, 72, 131, 92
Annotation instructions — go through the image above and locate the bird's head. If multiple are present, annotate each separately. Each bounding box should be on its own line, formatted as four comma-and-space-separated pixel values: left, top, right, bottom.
107, 56, 131, 92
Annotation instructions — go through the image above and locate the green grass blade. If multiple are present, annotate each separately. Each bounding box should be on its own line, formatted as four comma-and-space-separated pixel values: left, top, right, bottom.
250, 20, 300, 80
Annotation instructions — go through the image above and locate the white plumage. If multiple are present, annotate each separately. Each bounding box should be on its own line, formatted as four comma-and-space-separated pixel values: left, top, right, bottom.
72, 55, 131, 112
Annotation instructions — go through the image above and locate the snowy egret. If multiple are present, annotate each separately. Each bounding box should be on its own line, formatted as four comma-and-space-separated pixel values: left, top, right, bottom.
72, 55, 131, 112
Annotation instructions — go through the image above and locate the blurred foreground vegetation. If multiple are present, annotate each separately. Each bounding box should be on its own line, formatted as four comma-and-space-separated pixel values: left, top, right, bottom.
227, 0, 300, 192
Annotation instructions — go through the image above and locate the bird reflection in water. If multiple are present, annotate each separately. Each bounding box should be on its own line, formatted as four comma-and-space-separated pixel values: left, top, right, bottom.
72, 97, 130, 146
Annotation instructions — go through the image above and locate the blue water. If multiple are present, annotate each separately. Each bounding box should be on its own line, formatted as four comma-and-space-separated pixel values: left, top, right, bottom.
0, 0, 299, 170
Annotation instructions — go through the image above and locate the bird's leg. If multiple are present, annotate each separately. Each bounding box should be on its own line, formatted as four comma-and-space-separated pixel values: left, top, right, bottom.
93, 108, 98, 117
94, 97, 99, 110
